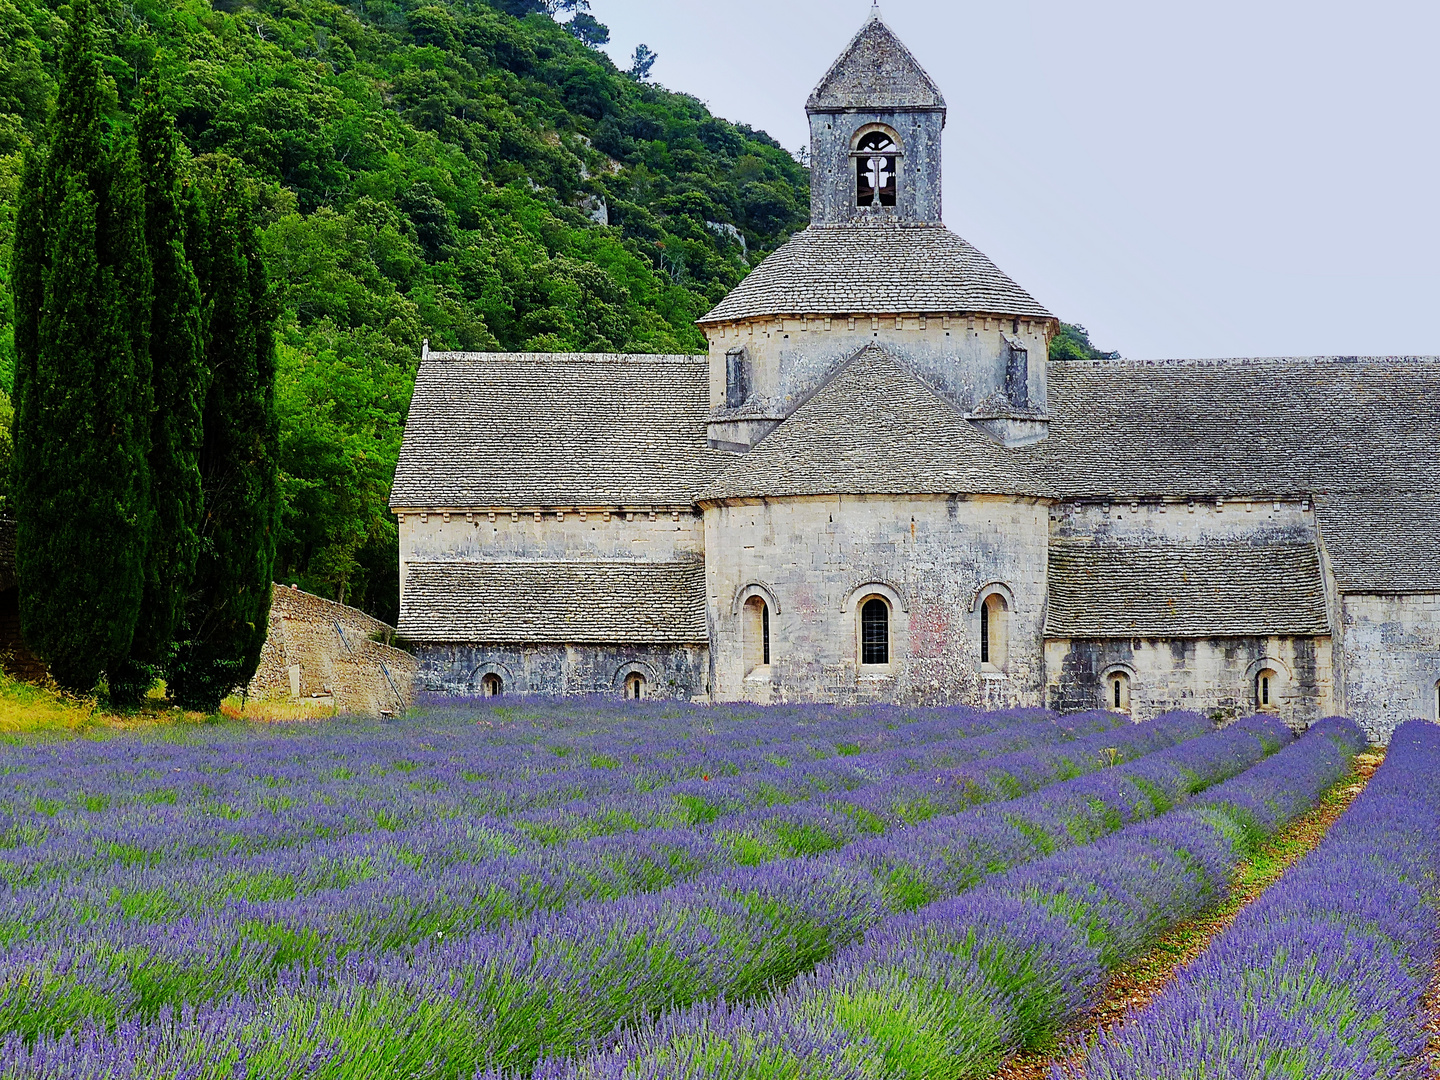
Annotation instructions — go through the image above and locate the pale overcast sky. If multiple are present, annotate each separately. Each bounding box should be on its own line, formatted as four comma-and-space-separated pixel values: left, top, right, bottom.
593, 0, 1439, 361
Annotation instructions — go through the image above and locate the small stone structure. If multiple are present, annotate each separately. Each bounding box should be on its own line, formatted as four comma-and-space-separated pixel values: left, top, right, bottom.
249, 585, 416, 716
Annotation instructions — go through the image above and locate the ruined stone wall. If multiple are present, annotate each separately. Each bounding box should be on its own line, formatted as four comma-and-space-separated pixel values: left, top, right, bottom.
414, 642, 708, 700
249, 585, 417, 716
705, 493, 1050, 707
1336, 593, 1440, 744
1044, 634, 1333, 730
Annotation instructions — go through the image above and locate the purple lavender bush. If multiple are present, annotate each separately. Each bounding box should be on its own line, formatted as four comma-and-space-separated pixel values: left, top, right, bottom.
1075, 718, 1436, 1080
563, 719, 1365, 1080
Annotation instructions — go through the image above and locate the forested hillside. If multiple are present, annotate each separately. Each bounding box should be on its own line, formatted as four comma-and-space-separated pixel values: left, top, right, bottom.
0, 0, 809, 621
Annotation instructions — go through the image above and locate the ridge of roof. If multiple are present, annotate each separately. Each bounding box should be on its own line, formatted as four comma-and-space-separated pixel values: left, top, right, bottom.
422, 351, 707, 366
807, 10, 945, 112
1051, 354, 1440, 369
699, 225, 1053, 324
699, 343, 1051, 503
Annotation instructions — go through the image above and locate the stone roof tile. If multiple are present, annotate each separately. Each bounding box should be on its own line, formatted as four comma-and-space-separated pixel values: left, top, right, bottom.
1045, 540, 1331, 638
807, 10, 945, 112
399, 560, 707, 644
699, 226, 1054, 324
698, 344, 1052, 501
389, 353, 730, 509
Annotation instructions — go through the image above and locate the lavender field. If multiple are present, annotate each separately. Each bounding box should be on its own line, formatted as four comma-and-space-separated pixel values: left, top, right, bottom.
0, 699, 1412, 1078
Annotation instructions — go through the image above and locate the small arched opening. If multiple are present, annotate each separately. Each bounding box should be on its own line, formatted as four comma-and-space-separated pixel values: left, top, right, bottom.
1256, 667, 1279, 711
625, 672, 648, 700
1108, 671, 1131, 713
859, 596, 891, 667
854, 129, 899, 207
1433, 679, 1440, 722
480, 673, 503, 698
743, 595, 771, 677
980, 593, 1009, 671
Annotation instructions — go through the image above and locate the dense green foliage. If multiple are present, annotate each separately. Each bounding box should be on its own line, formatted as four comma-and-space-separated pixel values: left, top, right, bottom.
1049, 322, 1120, 362
11, 0, 155, 693
0, 0, 810, 621
169, 163, 281, 712
111, 75, 208, 703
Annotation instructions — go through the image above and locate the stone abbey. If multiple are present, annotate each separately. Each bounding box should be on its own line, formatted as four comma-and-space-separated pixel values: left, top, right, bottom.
390, 6, 1440, 743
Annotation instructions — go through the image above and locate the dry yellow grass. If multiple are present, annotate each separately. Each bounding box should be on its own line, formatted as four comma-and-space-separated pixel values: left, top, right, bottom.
0, 674, 221, 734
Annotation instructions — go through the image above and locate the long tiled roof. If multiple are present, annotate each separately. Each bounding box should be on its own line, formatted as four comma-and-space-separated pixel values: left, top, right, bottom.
389, 353, 730, 509
1042, 356, 1438, 499
399, 560, 708, 644
1317, 492, 1440, 593
698, 345, 1051, 502
806, 11, 945, 112
699, 226, 1055, 324
1045, 540, 1331, 638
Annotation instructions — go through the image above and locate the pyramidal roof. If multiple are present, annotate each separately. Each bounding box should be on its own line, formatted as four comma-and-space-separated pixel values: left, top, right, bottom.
807, 6, 945, 113
698, 344, 1051, 502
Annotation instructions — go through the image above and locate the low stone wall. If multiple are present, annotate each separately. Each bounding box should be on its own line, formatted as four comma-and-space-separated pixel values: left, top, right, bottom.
249, 585, 417, 716
415, 642, 708, 700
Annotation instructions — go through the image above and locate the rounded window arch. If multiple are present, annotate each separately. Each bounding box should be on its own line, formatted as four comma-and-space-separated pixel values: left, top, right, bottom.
1101, 664, 1136, 714
1433, 678, 1440, 722
625, 672, 648, 700
743, 594, 771, 677
852, 124, 900, 208
859, 596, 891, 667
1255, 667, 1279, 710
480, 673, 503, 698
980, 593, 1009, 671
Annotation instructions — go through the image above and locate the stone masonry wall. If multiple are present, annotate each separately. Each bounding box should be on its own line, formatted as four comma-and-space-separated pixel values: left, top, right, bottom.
1044, 634, 1334, 731
250, 585, 417, 716
1337, 593, 1440, 744
704, 316, 1049, 440
705, 493, 1050, 707
808, 109, 945, 225
414, 642, 708, 699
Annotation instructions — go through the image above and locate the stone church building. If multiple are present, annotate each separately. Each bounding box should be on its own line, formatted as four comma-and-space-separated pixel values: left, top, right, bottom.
391, 8, 1439, 743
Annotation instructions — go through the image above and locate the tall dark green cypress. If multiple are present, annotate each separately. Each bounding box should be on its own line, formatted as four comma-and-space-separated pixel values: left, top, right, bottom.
11, 0, 153, 694
109, 77, 207, 706
168, 164, 279, 712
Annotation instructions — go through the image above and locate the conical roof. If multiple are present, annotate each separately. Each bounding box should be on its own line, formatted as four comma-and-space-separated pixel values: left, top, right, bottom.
698, 345, 1051, 503
807, 7, 945, 113
699, 225, 1054, 324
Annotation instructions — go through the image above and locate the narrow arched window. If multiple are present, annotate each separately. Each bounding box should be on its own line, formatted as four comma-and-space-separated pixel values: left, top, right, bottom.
743, 596, 771, 676
980, 593, 1009, 670
480, 673, 503, 698
626, 672, 647, 700
1256, 668, 1277, 709
855, 132, 898, 208
1108, 672, 1130, 712
860, 597, 890, 666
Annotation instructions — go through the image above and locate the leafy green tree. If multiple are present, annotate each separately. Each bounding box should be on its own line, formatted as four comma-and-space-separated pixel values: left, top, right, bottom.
1049, 323, 1120, 361
11, 0, 153, 694
629, 44, 658, 81
169, 164, 279, 711
110, 75, 208, 705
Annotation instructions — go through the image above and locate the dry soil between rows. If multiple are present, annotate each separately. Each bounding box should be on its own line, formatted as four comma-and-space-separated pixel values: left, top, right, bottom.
996, 749, 1386, 1080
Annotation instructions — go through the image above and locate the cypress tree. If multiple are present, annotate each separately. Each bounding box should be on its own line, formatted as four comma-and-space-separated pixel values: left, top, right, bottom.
109, 77, 207, 706
168, 164, 279, 712
11, 0, 153, 694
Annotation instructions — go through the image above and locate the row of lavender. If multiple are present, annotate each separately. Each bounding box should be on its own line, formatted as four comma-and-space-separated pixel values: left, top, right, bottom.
1079, 718, 1439, 1080
0, 710, 1168, 940
0, 715, 1296, 1075
529, 717, 1369, 1080
0, 706, 1109, 885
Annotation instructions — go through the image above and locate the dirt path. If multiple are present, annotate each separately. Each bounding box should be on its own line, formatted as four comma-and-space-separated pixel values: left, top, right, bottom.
995, 750, 1386, 1080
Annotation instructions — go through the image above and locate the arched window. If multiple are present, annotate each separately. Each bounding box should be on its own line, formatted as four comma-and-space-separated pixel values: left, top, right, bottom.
625, 672, 647, 700
1256, 668, 1277, 709
1108, 672, 1131, 713
743, 595, 770, 676
855, 131, 898, 208
980, 593, 1009, 670
860, 597, 890, 666
480, 673, 503, 698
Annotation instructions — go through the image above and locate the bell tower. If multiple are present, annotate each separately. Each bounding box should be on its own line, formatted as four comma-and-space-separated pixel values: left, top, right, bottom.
806, 5, 946, 227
